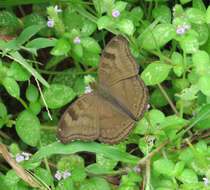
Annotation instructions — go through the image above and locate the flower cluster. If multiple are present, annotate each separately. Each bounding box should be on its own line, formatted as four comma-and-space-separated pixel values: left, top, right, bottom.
73, 37, 81, 44
55, 170, 71, 181
203, 177, 209, 187
176, 22, 190, 35
126, 167, 141, 174
47, 5, 62, 28
85, 87, 92, 94
112, 10, 120, 18
10, 152, 30, 163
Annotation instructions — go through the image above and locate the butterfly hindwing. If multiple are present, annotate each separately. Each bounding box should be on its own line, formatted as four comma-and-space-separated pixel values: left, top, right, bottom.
56, 94, 100, 144
97, 96, 136, 144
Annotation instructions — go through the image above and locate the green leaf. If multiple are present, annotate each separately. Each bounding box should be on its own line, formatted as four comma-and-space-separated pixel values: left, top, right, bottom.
2, 77, 20, 98
152, 5, 171, 23
8, 61, 31, 81
193, 104, 210, 130
160, 115, 189, 129
16, 25, 45, 45
72, 44, 83, 58
179, 148, 195, 162
71, 168, 87, 182
73, 77, 86, 93
58, 177, 74, 189
172, 78, 190, 92
171, 52, 184, 77
0, 173, 10, 190
34, 168, 53, 186
50, 38, 71, 56
173, 161, 185, 177
180, 0, 192, 4
191, 23, 209, 46
9, 51, 49, 88
79, 177, 110, 190
117, 19, 135, 36
193, 0, 206, 12
177, 169, 198, 184
96, 153, 117, 170
175, 84, 199, 101
198, 75, 210, 96
192, 50, 210, 75
135, 109, 165, 134
195, 140, 207, 154
29, 101, 41, 115
26, 84, 39, 102
57, 154, 85, 171
63, 7, 84, 30
179, 33, 199, 54
16, 110, 40, 146
42, 84, 76, 109
138, 24, 176, 50
26, 38, 57, 55
30, 141, 140, 164
85, 163, 116, 175
5, 169, 20, 186
0, 102, 7, 117
97, 16, 113, 30
81, 37, 101, 54
131, 7, 143, 20
81, 20, 97, 36
118, 185, 135, 190
153, 159, 175, 177
115, 1, 127, 11
185, 8, 206, 24
81, 51, 100, 67
141, 62, 172, 85
207, 6, 210, 24
150, 87, 174, 107
24, 13, 46, 27
0, 10, 19, 27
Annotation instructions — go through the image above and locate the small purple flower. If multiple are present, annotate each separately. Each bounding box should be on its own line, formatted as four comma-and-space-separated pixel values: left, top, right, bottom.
16, 154, 24, 163
184, 23, 190, 30
176, 27, 185, 35
54, 5, 62, 14
47, 18, 54, 28
203, 178, 209, 186
126, 168, 131, 174
73, 37, 81, 44
112, 10, 120, 18
134, 168, 141, 173
63, 171, 71, 179
85, 87, 92, 94
55, 171, 62, 181
147, 104, 150, 110
22, 152, 30, 160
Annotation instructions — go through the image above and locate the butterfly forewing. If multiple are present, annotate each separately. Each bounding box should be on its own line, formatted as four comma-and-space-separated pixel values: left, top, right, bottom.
98, 35, 139, 86
56, 94, 100, 144
109, 75, 148, 121
98, 35, 148, 121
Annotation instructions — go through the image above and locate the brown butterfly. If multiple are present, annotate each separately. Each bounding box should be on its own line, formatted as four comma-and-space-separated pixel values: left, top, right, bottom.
56, 35, 148, 144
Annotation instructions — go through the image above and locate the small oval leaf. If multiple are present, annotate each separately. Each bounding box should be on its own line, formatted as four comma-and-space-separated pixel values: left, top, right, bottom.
16, 110, 40, 146
2, 77, 20, 98
42, 84, 76, 109
141, 63, 172, 85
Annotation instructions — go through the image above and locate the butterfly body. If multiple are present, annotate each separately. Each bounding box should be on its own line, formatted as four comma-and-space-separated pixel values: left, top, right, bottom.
56, 35, 149, 144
